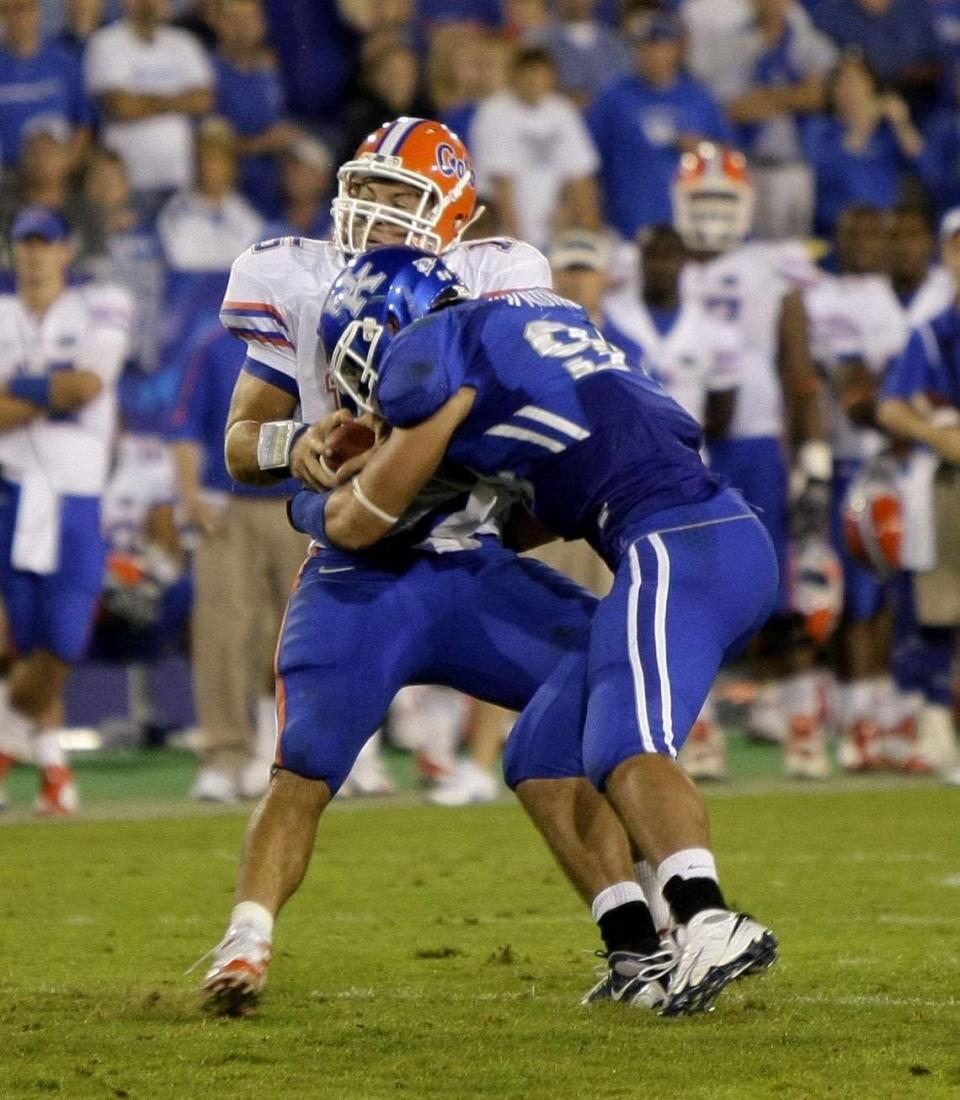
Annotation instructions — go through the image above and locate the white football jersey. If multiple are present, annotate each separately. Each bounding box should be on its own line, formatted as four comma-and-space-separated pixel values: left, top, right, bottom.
681, 240, 818, 439
220, 235, 552, 423
804, 272, 910, 461
601, 292, 742, 425
0, 284, 133, 495
102, 433, 177, 554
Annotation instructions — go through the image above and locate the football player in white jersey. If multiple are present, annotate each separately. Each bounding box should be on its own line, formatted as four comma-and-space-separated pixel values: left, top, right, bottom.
203, 119, 666, 1014
603, 225, 743, 431
0, 207, 132, 814
887, 207, 956, 327
804, 205, 911, 772
603, 223, 744, 778
673, 144, 832, 781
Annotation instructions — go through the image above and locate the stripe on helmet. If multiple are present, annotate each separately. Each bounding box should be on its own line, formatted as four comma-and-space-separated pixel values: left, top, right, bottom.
377, 117, 423, 157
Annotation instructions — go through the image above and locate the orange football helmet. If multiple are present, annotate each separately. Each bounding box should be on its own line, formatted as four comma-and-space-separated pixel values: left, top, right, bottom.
843, 456, 903, 579
789, 536, 844, 646
333, 117, 480, 256
672, 142, 755, 254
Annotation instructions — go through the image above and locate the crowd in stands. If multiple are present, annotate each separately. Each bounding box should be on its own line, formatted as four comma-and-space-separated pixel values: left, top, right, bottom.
4, 0, 960, 809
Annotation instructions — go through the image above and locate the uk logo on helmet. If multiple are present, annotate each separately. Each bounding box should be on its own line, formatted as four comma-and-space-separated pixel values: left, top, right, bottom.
327, 262, 387, 318
436, 143, 467, 179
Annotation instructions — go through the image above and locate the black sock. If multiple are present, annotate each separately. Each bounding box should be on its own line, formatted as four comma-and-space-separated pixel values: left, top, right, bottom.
662, 875, 726, 925
598, 901, 661, 956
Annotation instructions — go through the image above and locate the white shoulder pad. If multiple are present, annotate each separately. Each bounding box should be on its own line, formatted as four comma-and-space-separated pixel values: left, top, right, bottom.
444, 237, 553, 293
220, 236, 337, 373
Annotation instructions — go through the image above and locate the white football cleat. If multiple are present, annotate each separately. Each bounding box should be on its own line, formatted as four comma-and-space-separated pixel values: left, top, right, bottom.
679, 721, 727, 781
202, 925, 272, 1016
427, 759, 498, 806
581, 943, 678, 1009
190, 767, 237, 803
784, 718, 830, 780
661, 908, 778, 1017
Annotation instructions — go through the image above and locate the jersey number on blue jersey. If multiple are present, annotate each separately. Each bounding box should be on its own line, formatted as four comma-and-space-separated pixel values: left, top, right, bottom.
523, 320, 628, 381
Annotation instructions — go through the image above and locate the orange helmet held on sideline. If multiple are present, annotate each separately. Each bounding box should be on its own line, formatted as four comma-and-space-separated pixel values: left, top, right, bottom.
333, 117, 479, 256
672, 142, 754, 254
790, 537, 844, 646
843, 456, 903, 579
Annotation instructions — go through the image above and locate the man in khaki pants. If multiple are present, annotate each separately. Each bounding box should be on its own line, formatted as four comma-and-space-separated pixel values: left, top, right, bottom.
168, 319, 306, 801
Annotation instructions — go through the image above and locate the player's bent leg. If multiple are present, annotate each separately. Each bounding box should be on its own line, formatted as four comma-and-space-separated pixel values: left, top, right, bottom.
203, 768, 332, 1016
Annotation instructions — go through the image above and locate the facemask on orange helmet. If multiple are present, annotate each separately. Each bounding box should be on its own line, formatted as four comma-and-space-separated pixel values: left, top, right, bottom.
789, 537, 844, 646
672, 143, 755, 254
333, 117, 480, 256
843, 455, 903, 579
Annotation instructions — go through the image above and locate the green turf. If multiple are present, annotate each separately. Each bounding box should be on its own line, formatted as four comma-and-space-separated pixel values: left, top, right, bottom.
2, 784, 960, 1099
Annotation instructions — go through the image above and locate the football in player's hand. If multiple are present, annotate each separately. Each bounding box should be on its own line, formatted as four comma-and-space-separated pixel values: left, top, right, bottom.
323, 420, 377, 472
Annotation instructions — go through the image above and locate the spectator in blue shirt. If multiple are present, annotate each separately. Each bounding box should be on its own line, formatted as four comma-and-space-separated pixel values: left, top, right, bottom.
587, 8, 732, 238
810, 0, 941, 111
214, 0, 297, 219
0, 0, 94, 169
526, 0, 632, 107
803, 51, 924, 236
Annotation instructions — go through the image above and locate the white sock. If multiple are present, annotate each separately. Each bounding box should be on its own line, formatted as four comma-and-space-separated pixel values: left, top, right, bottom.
635, 860, 673, 933
230, 901, 274, 941
34, 730, 66, 769
782, 671, 819, 721
656, 848, 718, 890
590, 881, 645, 922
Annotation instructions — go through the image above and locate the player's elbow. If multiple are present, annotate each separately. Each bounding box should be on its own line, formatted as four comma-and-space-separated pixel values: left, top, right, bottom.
876, 398, 905, 434
325, 512, 379, 551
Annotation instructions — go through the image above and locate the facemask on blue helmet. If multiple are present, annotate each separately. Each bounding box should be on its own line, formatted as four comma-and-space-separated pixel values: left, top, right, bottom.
320, 246, 470, 414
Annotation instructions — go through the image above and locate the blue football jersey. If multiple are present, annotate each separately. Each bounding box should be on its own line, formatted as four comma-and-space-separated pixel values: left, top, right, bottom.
376, 290, 723, 563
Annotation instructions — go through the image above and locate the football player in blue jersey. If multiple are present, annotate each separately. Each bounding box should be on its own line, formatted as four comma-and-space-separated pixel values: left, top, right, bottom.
299, 246, 783, 1016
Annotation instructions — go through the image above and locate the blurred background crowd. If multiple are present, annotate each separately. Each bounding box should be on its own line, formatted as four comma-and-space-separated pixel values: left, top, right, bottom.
4, 0, 960, 812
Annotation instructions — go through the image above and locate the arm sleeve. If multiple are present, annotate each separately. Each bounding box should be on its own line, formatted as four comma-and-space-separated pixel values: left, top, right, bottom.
79, 285, 135, 384
220, 248, 298, 390
177, 33, 214, 90
84, 30, 125, 94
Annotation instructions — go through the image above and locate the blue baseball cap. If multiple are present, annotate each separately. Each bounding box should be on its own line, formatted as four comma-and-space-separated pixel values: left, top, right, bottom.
11, 206, 70, 244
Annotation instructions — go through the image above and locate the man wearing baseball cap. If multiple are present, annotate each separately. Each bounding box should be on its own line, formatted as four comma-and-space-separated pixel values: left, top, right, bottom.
587, 7, 732, 238
0, 206, 134, 814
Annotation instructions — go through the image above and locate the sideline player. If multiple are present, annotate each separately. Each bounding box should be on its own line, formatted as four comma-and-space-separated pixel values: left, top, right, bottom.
0, 207, 131, 813
308, 246, 781, 1017
202, 119, 665, 1015
674, 143, 831, 778
803, 206, 910, 771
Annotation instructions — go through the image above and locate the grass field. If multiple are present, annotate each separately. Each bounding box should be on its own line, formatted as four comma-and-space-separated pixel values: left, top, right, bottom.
2, 755, 960, 1099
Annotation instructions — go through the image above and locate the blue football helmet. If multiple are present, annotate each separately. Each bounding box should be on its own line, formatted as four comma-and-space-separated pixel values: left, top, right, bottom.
320, 246, 470, 413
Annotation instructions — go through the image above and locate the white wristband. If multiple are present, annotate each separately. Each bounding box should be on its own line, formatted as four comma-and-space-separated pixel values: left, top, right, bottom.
797, 439, 832, 482
257, 420, 307, 472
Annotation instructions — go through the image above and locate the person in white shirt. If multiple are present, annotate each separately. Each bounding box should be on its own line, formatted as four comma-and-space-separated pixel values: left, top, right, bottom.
471, 46, 601, 251
0, 206, 132, 815
157, 116, 264, 272
84, 0, 213, 210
